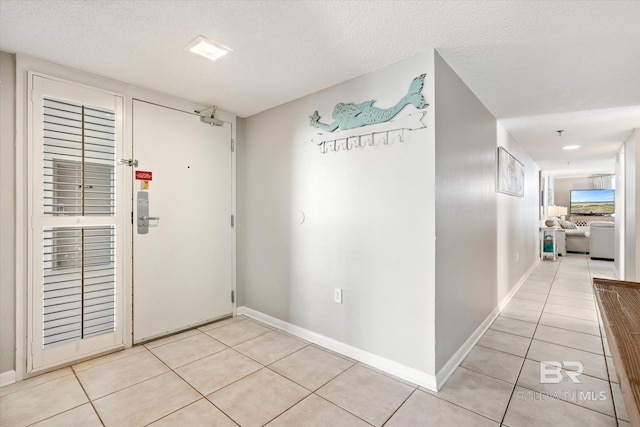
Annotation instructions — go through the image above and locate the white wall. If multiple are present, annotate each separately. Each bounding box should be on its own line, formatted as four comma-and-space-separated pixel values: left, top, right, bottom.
622, 129, 640, 280
240, 53, 437, 375
0, 51, 16, 376
496, 125, 541, 306
615, 144, 625, 277
235, 117, 247, 307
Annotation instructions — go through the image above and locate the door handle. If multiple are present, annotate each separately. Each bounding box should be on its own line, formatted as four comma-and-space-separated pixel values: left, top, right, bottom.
137, 192, 159, 234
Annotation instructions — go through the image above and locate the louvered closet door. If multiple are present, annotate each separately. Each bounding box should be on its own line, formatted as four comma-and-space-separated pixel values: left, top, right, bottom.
29, 75, 126, 373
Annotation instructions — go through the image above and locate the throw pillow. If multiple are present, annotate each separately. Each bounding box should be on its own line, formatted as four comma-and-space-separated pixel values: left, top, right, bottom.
560, 220, 578, 229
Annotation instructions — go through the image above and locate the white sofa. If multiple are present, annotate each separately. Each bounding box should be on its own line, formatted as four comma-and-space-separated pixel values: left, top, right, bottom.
546, 219, 590, 253
566, 228, 590, 253
590, 221, 614, 260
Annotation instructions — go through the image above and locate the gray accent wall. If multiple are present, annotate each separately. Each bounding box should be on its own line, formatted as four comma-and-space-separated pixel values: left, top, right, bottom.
0, 51, 16, 374
240, 53, 437, 374
433, 52, 498, 372
432, 52, 540, 372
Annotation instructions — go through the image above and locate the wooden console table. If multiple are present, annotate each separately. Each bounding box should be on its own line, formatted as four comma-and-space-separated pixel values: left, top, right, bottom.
593, 278, 640, 426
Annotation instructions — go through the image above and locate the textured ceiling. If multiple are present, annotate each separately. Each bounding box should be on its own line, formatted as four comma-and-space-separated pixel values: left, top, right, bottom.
1, 0, 639, 176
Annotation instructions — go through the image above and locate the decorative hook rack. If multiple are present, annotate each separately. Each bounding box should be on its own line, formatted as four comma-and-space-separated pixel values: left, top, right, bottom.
310, 112, 426, 154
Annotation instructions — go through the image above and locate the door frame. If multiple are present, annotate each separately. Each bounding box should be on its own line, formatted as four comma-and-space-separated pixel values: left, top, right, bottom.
14, 56, 237, 381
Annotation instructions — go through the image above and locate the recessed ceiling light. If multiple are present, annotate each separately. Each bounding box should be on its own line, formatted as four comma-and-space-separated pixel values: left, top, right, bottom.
562, 145, 580, 150
185, 36, 231, 62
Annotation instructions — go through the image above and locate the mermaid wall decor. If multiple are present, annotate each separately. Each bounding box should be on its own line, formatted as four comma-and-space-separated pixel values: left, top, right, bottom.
309, 74, 428, 132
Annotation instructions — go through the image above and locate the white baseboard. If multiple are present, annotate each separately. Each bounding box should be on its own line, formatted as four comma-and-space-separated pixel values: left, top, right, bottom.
0, 370, 16, 387
238, 258, 540, 393
236, 306, 438, 391
434, 258, 541, 389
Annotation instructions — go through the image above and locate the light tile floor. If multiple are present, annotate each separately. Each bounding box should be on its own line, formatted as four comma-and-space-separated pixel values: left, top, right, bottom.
0, 255, 630, 426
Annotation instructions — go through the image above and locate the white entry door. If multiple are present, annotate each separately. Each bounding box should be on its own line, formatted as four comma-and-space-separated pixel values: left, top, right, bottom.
133, 100, 233, 343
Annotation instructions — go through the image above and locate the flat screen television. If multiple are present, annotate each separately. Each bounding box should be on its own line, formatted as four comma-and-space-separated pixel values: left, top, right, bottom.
570, 189, 615, 216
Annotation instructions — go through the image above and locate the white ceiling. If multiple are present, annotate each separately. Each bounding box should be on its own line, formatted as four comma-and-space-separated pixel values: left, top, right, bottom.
1, 0, 639, 177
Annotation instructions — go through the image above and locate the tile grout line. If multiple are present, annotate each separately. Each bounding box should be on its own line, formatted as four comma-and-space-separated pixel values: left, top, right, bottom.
143, 340, 246, 426
311, 392, 376, 426
228, 344, 308, 369
202, 321, 275, 347
0, 369, 75, 398
511, 383, 618, 420
266, 348, 357, 393
474, 342, 528, 359
415, 380, 508, 425
543, 260, 619, 420
351, 361, 419, 389
157, 327, 309, 426
488, 323, 538, 339
256, 385, 310, 426
70, 365, 106, 426
77, 351, 171, 401
492, 315, 602, 339
80, 319, 264, 426
525, 336, 608, 357
380, 387, 418, 426
259, 356, 374, 426
144, 328, 215, 350
148, 338, 229, 370
207, 344, 344, 425
499, 256, 561, 425
503, 256, 619, 423
211, 320, 422, 425
72, 345, 147, 374
264, 358, 415, 426
587, 257, 621, 425
426, 264, 560, 424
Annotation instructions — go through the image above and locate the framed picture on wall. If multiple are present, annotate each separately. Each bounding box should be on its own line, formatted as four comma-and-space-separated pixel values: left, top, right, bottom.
539, 170, 544, 219
497, 146, 525, 197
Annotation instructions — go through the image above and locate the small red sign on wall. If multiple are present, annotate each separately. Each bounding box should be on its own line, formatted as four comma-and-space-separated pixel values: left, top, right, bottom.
135, 170, 153, 181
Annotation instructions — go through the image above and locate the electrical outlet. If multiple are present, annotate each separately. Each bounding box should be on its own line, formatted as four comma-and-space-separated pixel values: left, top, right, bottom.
334, 288, 343, 304
516, 251, 519, 262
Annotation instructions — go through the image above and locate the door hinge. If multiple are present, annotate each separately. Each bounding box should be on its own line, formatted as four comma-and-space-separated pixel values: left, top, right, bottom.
231, 290, 235, 304
131, 211, 134, 225
231, 139, 235, 152
231, 214, 235, 228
